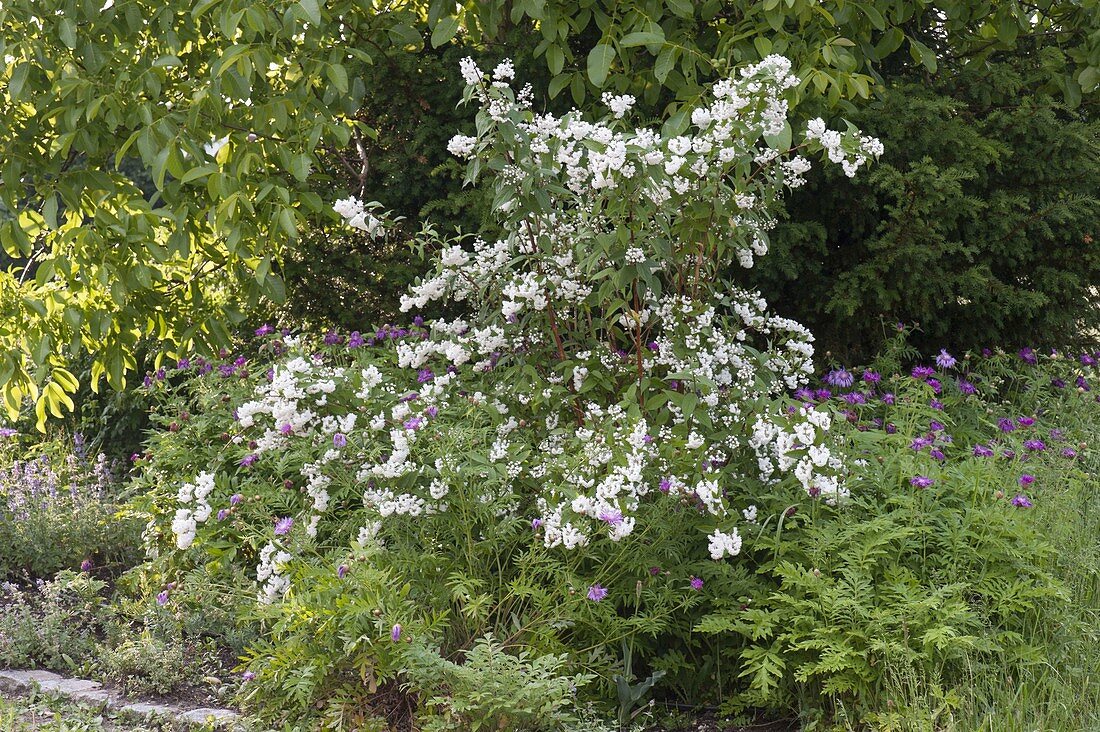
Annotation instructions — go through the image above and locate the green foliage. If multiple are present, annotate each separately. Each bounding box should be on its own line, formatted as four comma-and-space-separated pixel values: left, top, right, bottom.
0, 433, 140, 580
403, 634, 594, 731
0, 571, 109, 673
756, 59, 1100, 362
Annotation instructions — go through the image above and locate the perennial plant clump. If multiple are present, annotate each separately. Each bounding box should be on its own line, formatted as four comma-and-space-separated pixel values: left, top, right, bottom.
128, 55, 885, 725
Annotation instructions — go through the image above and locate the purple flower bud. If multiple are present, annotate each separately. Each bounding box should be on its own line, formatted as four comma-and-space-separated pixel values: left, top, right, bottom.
217, 509, 229, 521
230, 493, 243, 505
242, 671, 256, 681
391, 624, 402, 641
337, 564, 348, 579
80, 559, 93, 572
156, 591, 169, 606
333, 433, 347, 448
255, 324, 275, 337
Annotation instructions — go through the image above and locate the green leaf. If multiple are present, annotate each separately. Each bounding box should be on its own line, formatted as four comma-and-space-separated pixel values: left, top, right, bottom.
873, 28, 904, 60
586, 43, 615, 87
908, 37, 937, 73
1079, 66, 1099, 93
431, 16, 461, 48
59, 18, 77, 49
298, 0, 321, 24
619, 30, 664, 48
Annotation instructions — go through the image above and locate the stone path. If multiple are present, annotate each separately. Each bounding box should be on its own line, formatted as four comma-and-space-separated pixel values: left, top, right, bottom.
0, 669, 241, 728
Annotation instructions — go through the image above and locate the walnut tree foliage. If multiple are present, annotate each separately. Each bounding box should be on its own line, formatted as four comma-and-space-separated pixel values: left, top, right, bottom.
2, 0, 1098, 428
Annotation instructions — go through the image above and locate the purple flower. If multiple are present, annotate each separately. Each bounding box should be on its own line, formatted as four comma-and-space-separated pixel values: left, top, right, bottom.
885, 423, 897, 434
176, 357, 191, 370
323, 331, 342, 345
646, 341, 660, 352
531, 518, 542, 530
425, 406, 439, 418
930, 421, 945, 432
156, 591, 169, 606
337, 564, 348, 579
80, 559, 93, 572
403, 417, 423, 431
689, 576, 704, 591
412, 315, 425, 327
274, 517, 294, 535
842, 392, 867, 405
823, 369, 854, 388
998, 418, 1016, 433
794, 388, 814, 401
814, 389, 832, 401
973, 444, 994, 457
910, 436, 934, 451
217, 509, 229, 521
1018, 347, 1038, 365
930, 399, 944, 411
1077, 376, 1091, 391
242, 671, 256, 681
1052, 378, 1067, 389
1018, 474, 1036, 486
882, 393, 896, 405
255, 324, 275, 337
279, 423, 293, 436
930, 448, 946, 461
648, 566, 661, 576
935, 349, 957, 369
348, 331, 365, 348
1062, 448, 1078, 458
417, 368, 434, 383
927, 378, 942, 394
1017, 416, 1035, 427
862, 370, 881, 384
391, 624, 403, 641
230, 493, 243, 505
911, 366, 935, 380
0, 428, 16, 438
239, 454, 259, 467
587, 584, 609, 602
598, 509, 624, 526
333, 433, 348, 448
1011, 494, 1033, 508
909, 476, 934, 489
957, 379, 976, 395
1081, 353, 1096, 366
1023, 440, 1046, 452
659, 478, 672, 493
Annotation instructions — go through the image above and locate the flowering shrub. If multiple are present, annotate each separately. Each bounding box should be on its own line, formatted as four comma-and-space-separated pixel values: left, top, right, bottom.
124, 58, 1100, 726
0, 432, 140, 579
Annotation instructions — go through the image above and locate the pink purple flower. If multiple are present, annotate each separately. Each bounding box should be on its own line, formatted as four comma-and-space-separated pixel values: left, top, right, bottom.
1018, 474, 1035, 486
935, 349, 956, 369
909, 476, 934, 489
333, 433, 347, 448
957, 379, 976, 395
274, 517, 294, 535
689, 576, 704, 591
973, 444, 994, 457
391, 624, 402, 641
156, 591, 169, 606
911, 365, 935, 380
824, 369, 854, 388
1018, 348, 1038, 365
1023, 440, 1045, 452
587, 584, 609, 602
1011, 494, 1033, 508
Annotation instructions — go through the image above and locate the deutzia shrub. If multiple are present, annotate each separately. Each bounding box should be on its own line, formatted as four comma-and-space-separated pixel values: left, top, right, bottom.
135, 57, 882, 727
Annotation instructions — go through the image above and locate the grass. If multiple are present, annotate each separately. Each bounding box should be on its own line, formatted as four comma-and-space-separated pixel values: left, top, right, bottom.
844, 441, 1100, 732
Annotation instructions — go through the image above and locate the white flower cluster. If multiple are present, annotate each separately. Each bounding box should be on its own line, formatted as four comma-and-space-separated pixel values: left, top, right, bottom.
804, 118, 884, 178
333, 196, 384, 237
256, 542, 292, 604
750, 407, 847, 504
171, 471, 216, 550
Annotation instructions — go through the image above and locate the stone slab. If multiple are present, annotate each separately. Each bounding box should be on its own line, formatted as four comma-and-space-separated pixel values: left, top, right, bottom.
0, 669, 64, 689
119, 701, 177, 718
178, 707, 240, 725
35, 678, 102, 694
